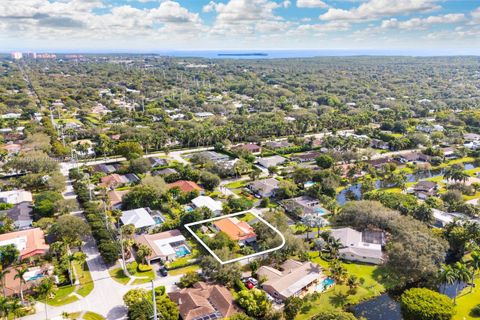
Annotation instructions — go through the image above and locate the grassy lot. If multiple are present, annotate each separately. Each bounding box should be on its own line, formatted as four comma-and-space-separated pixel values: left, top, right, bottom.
224, 180, 248, 189
84, 312, 105, 320
454, 277, 480, 320
47, 285, 78, 306
109, 264, 156, 285
168, 264, 200, 276
108, 268, 130, 285
296, 252, 396, 320
74, 261, 94, 297
68, 311, 105, 320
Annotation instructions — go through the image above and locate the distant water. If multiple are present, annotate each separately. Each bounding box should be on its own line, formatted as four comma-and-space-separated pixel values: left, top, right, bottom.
154, 49, 480, 59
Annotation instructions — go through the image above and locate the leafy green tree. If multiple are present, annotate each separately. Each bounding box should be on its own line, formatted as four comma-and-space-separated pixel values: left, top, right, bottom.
316, 154, 334, 169
34, 191, 63, 217
311, 310, 357, 320
236, 289, 272, 318
0, 244, 19, 268
400, 288, 455, 320
115, 141, 143, 160
283, 296, 303, 319
178, 271, 201, 288
199, 171, 221, 190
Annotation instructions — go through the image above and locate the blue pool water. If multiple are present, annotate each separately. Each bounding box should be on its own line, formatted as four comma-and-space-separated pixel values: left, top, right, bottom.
175, 246, 190, 257
316, 277, 335, 292
314, 208, 328, 215
28, 274, 44, 281
153, 216, 164, 225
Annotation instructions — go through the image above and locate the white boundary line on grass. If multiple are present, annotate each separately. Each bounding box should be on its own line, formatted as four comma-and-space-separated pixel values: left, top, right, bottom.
184, 209, 286, 265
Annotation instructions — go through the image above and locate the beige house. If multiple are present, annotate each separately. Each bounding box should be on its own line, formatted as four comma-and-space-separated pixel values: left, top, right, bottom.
256, 259, 323, 301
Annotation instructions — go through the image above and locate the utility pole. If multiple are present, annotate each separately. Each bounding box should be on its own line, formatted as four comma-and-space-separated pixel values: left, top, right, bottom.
151, 280, 157, 320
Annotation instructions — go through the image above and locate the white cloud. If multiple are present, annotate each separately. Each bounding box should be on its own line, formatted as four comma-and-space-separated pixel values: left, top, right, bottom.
206, 0, 287, 36
290, 21, 350, 35
320, 0, 440, 21
381, 13, 466, 30
471, 7, 480, 23
296, 0, 328, 8
283, 1, 291, 8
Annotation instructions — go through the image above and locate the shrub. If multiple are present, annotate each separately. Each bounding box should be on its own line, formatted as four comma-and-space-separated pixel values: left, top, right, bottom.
400, 288, 455, 320
137, 264, 152, 272
471, 304, 480, 317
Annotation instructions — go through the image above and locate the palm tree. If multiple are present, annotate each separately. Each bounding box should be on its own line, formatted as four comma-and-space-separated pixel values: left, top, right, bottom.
347, 275, 360, 294
453, 262, 473, 305
0, 269, 10, 297
14, 267, 28, 304
0, 297, 9, 319
438, 264, 456, 294
35, 277, 56, 320
9, 298, 23, 320
468, 250, 480, 293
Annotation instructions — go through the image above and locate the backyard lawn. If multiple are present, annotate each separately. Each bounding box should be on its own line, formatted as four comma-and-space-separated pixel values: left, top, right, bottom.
454, 277, 480, 320
296, 252, 396, 320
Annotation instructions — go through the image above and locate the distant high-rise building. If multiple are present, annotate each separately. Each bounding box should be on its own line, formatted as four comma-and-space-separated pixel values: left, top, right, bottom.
11, 52, 23, 60
25, 52, 37, 59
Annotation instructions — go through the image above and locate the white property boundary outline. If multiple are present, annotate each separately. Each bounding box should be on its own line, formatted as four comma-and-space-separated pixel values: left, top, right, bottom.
184, 210, 286, 265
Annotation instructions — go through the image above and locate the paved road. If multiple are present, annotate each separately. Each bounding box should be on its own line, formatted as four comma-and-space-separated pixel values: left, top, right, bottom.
23, 236, 182, 320
59, 146, 214, 177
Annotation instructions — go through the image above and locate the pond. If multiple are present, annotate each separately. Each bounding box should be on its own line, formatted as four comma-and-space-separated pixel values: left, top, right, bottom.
351, 282, 467, 320
336, 162, 476, 205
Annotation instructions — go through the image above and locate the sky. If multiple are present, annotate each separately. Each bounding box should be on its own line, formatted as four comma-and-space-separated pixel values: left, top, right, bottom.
1, 0, 480, 53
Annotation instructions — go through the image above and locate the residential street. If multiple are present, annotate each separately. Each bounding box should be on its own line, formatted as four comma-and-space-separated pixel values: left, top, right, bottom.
23, 236, 182, 320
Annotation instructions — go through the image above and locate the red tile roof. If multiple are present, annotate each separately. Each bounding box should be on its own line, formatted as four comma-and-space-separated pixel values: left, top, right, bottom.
213, 217, 256, 241
0, 228, 49, 260
167, 180, 203, 193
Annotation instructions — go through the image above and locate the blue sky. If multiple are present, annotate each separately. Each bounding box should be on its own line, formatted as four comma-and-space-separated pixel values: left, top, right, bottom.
1, 0, 479, 52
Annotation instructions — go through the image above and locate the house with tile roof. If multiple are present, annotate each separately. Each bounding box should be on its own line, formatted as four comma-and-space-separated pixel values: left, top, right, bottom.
256, 259, 324, 301
167, 180, 204, 194
0, 228, 49, 260
169, 282, 238, 320
107, 189, 129, 209
213, 217, 256, 245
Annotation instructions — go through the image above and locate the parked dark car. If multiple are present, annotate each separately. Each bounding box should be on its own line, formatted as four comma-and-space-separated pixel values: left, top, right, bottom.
159, 266, 168, 277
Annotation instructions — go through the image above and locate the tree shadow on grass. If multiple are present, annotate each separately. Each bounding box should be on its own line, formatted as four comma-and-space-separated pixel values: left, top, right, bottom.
329, 291, 349, 308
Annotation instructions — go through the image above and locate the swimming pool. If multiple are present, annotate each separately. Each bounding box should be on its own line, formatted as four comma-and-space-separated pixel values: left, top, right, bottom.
316, 277, 335, 292
153, 216, 164, 225
175, 246, 191, 257
27, 274, 45, 281
314, 208, 328, 215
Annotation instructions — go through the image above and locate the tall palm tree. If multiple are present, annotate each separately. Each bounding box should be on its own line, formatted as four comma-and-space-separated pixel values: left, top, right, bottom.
9, 298, 23, 320
13, 267, 28, 304
0, 297, 9, 319
438, 264, 456, 294
453, 262, 473, 305
468, 250, 480, 293
0, 269, 10, 297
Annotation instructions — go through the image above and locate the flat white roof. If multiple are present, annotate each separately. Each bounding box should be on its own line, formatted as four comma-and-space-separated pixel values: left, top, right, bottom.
120, 208, 155, 229
192, 196, 223, 212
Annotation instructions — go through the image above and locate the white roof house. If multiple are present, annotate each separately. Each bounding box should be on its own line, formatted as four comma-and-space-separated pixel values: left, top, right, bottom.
191, 196, 223, 214
331, 227, 384, 265
257, 155, 287, 168
0, 190, 33, 204
120, 208, 156, 229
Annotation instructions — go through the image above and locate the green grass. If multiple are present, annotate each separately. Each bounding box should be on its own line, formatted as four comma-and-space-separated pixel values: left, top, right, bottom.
68, 311, 105, 320
84, 312, 105, 320
239, 212, 257, 223
224, 180, 248, 189
454, 276, 480, 319
74, 261, 94, 297
168, 265, 200, 276
108, 268, 130, 285
46, 285, 78, 306
296, 252, 396, 320
109, 265, 156, 285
